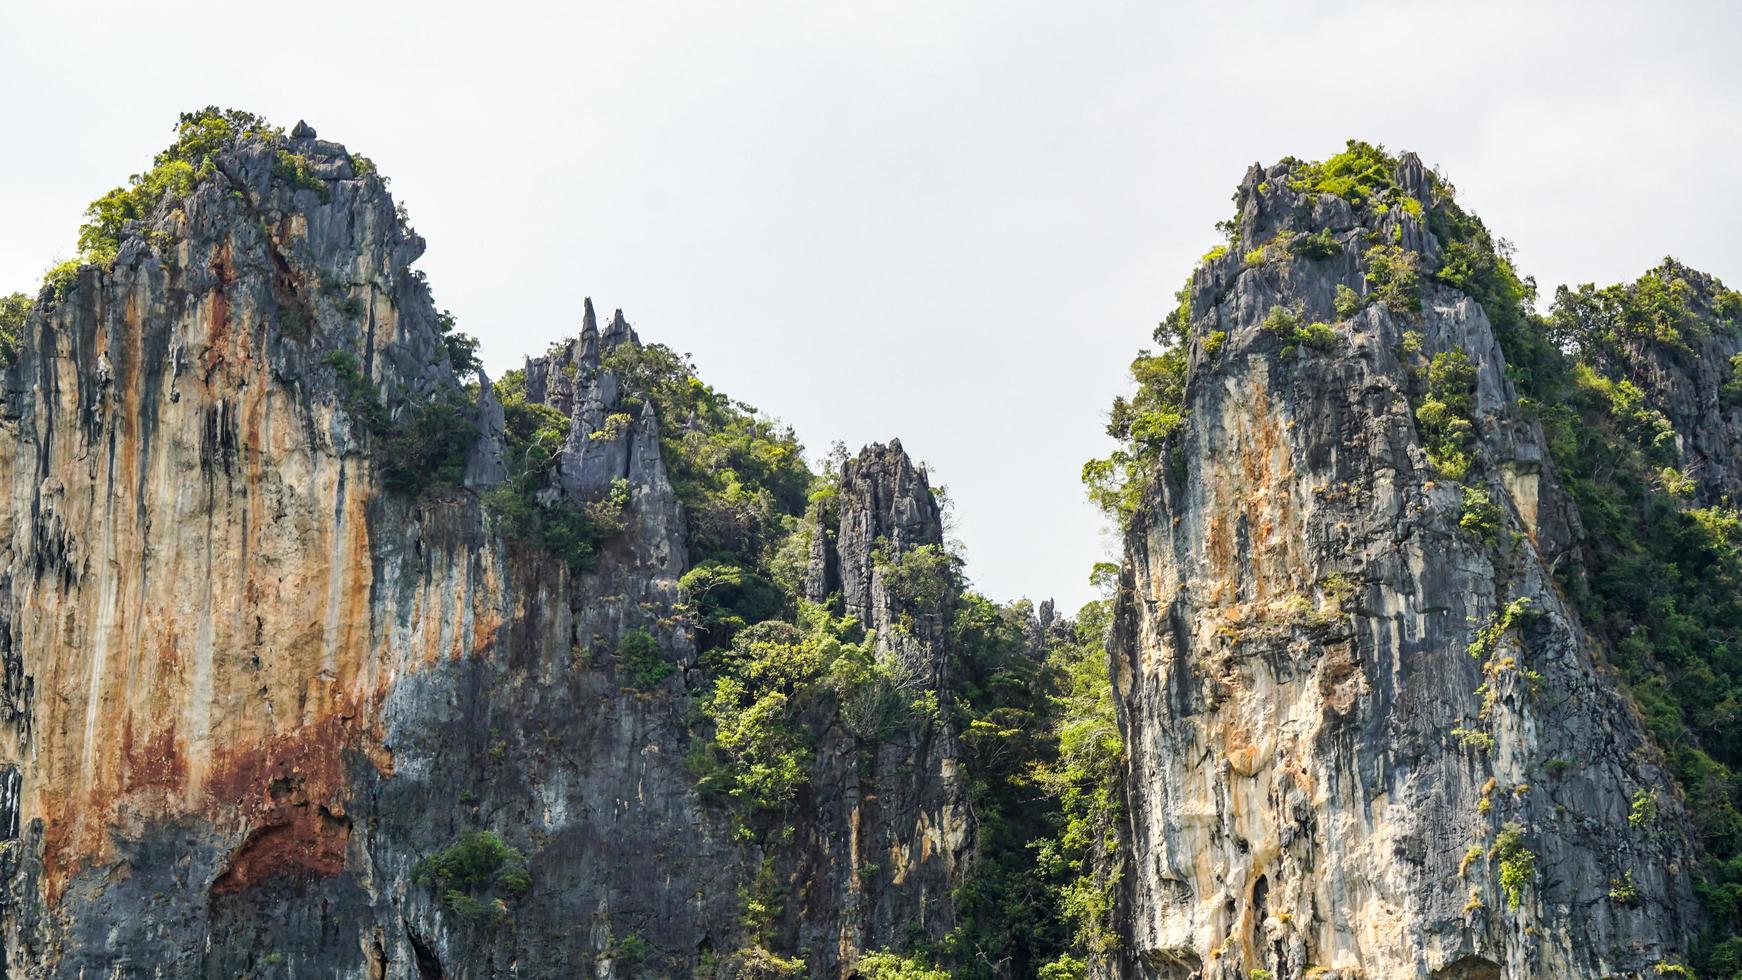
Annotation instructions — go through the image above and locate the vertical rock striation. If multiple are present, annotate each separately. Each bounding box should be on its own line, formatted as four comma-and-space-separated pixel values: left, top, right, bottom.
790, 440, 973, 974
0, 121, 740, 978
1110, 152, 1701, 978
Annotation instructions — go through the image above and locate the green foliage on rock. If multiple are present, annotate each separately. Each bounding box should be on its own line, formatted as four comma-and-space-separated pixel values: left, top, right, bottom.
618, 628, 674, 689
1262, 304, 1339, 358
1284, 139, 1419, 215
0, 293, 29, 367
1492, 822, 1536, 910
1414, 349, 1478, 481
484, 377, 621, 572
76, 108, 279, 272
680, 560, 788, 653
1549, 259, 1740, 358
1289, 226, 1342, 261
413, 830, 531, 927
857, 951, 953, 979
1458, 486, 1502, 545
1084, 289, 1191, 523
602, 341, 811, 569
1362, 244, 1422, 317
324, 350, 478, 498
692, 603, 892, 812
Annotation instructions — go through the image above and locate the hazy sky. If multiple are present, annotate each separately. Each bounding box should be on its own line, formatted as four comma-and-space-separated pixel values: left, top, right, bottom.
3, 2, 1738, 611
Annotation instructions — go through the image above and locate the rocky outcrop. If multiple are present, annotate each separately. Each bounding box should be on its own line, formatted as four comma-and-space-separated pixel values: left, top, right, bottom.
1110, 154, 1700, 978
0, 121, 740, 978
788, 441, 972, 974
1569, 260, 1742, 505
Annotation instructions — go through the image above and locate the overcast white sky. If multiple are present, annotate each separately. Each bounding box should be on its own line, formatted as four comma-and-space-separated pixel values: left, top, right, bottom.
3, 1, 1738, 611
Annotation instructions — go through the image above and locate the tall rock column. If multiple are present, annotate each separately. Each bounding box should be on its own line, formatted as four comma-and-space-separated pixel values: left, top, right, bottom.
1111, 152, 1700, 979
797, 441, 973, 975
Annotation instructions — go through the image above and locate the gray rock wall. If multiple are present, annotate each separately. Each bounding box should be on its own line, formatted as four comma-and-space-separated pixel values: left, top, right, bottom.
1110, 154, 1701, 979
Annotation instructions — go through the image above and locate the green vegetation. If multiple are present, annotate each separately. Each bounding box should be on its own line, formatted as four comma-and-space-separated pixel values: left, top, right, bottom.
1284, 139, 1421, 216
1458, 486, 1502, 545
1362, 244, 1422, 317
1492, 822, 1536, 911
1202, 329, 1227, 359
1549, 260, 1742, 358
412, 830, 531, 927
1084, 288, 1190, 523
74, 108, 279, 276
857, 951, 953, 980
618, 628, 674, 689
271, 150, 327, 198
1630, 787, 1660, 831
1289, 227, 1341, 261
1467, 598, 1534, 662
0, 293, 29, 367
483, 377, 614, 570
436, 309, 482, 381
1451, 726, 1495, 754
1261, 304, 1338, 358
1611, 870, 1641, 906
602, 341, 811, 569
1030, 601, 1124, 968
1413, 349, 1477, 480
692, 602, 903, 812
325, 350, 479, 498
679, 560, 788, 653
1498, 265, 1742, 971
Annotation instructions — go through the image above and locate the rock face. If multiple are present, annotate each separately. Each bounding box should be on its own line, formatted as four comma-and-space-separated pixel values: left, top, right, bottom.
791, 441, 973, 971
1109, 154, 1701, 978
0, 123, 974, 979
1568, 261, 1742, 505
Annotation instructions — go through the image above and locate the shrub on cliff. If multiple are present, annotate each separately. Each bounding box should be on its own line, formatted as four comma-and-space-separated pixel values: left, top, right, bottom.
413, 830, 531, 927
78, 108, 279, 267
0, 292, 29, 367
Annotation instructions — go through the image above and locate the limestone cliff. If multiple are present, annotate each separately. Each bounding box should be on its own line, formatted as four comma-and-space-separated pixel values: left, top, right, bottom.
1108, 152, 1702, 978
0, 118, 967, 978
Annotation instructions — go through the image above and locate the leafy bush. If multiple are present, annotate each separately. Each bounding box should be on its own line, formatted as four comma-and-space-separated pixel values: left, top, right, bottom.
272, 150, 327, 198
679, 560, 788, 653
1492, 822, 1536, 910
1459, 486, 1502, 544
326, 350, 477, 497
1363, 244, 1422, 317
857, 951, 952, 979
1262, 304, 1338, 357
1085, 290, 1192, 522
413, 830, 531, 926
379, 390, 478, 495
694, 603, 912, 812
618, 628, 674, 689
1201, 330, 1227, 359
42, 260, 81, 302
0, 293, 29, 367
78, 108, 279, 267
435, 309, 481, 381
601, 341, 810, 568
1289, 227, 1341, 260
1333, 283, 1363, 319
1285, 139, 1410, 213
1414, 349, 1477, 479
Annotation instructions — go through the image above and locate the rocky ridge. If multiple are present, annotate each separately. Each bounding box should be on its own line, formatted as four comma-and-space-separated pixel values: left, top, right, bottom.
0, 117, 973, 978
1108, 149, 1704, 978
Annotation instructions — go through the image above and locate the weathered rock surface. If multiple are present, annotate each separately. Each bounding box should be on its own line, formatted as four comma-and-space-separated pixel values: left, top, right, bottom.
789, 441, 972, 972
1109, 154, 1701, 978
0, 121, 975, 979
1572, 261, 1742, 505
